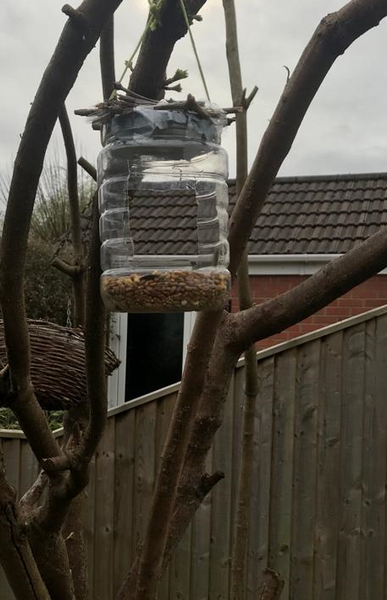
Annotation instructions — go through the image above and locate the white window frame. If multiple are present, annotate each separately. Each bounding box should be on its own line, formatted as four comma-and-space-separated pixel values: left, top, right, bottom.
107, 313, 128, 409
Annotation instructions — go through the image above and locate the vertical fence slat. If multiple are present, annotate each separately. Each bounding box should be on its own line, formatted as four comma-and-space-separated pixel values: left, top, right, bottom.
290, 340, 320, 599
360, 317, 387, 600
268, 348, 297, 597
169, 526, 192, 600
93, 416, 116, 600
3, 439, 21, 492
230, 370, 243, 528
114, 409, 136, 598
133, 401, 157, 550
85, 453, 96, 600
18, 438, 39, 497
313, 330, 343, 600
246, 355, 275, 598
336, 324, 366, 600
154, 393, 177, 600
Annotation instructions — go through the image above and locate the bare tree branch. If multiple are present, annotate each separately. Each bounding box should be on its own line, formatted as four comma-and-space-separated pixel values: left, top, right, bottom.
228, 0, 387, 276
161, 4, 387, 563
0, 0, 125, 462
100, 16, 116, 100
222, 2, 259, 596
19, 471, 48, 520
59, 104, 85, 327
78, 156, 97, 181
157, 320, 239, 566
52, 257, 82, 279
233, 225, 387, 352
119, 310, 224, 600
0, 444, 51, 600
59, 103, 91, 600
78, 194, 107, 462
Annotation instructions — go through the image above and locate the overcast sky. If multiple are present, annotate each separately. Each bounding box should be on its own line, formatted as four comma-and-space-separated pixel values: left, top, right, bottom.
1, 0, 387, 186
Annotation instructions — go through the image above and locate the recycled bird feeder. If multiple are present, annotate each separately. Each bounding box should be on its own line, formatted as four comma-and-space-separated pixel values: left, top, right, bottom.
97, 103, 231, 313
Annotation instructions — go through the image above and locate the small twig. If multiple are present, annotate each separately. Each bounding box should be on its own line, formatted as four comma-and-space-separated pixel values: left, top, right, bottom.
41, 454, 72, 474
61, 4, 88, 33
154, 94, 211, 119
77, 157, 97, 181
52, 257, 83, 279
283, 65, 291, 83
163, 69, 188, 87
113, 82, 158, 103
164, 83, 183, 92
59, 105, 85, 327
245, 85, 259, 108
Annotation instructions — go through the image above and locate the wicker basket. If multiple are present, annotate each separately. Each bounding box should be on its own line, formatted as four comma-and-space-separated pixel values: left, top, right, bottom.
0, 320, 120, 410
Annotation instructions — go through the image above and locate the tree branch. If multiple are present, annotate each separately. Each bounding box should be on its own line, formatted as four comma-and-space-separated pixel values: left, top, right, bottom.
233, 224, 387, 352
161, 321, 239, 563
118, 310, 224, 600
0, 444, 51, 600
19, 471, 48, 521
0, 0, 125, 463
52, 257, 82, 279
57, 109, 89, 596
222, 2, 259, 596
119, 4, 387, 593
78, 156, 97, 182
77, 194, 107, 463
59, 104, 85, 328
228, 0, 387, 276
100, 16, 116, 100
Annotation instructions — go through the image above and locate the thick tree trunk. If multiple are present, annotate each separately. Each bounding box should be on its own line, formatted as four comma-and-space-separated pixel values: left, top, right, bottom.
0, 447, 51, 600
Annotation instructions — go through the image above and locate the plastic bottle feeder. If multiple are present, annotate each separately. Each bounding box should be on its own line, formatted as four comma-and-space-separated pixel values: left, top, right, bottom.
97, 103, 230, 313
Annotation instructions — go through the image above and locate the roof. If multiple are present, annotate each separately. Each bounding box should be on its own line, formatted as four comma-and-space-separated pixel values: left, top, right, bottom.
70, 172, 387, 256
253, 172, 387, 254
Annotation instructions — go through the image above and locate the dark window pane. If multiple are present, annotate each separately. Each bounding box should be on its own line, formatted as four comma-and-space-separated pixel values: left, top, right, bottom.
125, 313, 183, 400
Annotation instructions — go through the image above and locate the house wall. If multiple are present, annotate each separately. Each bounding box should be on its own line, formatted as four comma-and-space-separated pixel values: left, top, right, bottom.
231, 274, 387, 350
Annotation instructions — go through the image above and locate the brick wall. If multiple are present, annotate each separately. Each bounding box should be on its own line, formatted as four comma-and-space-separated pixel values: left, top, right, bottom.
231, 274, 387, 351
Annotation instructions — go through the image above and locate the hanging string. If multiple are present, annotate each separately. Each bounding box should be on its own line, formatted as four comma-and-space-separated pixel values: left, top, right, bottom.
178, 0, 211, 102
110, 26, 149, 99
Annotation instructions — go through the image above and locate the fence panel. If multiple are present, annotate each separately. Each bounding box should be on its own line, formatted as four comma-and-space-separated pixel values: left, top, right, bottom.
1, 307, 387, 600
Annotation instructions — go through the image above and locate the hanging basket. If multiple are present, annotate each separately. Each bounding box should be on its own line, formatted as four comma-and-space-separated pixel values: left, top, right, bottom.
0, 320, 120, 411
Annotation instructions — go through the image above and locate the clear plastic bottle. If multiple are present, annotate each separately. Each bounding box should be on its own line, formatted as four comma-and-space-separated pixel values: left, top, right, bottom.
97, 104, 230, 312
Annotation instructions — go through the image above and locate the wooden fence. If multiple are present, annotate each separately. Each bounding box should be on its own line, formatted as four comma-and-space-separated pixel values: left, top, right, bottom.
1, 305, 387, 599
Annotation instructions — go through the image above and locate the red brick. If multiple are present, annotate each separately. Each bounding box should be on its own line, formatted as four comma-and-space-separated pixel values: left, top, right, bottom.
338, 297, 365, 308
299, 323, 321, 334
312, 315, 340, 324
325, 306, 352, 317
363, 298, 384, 308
